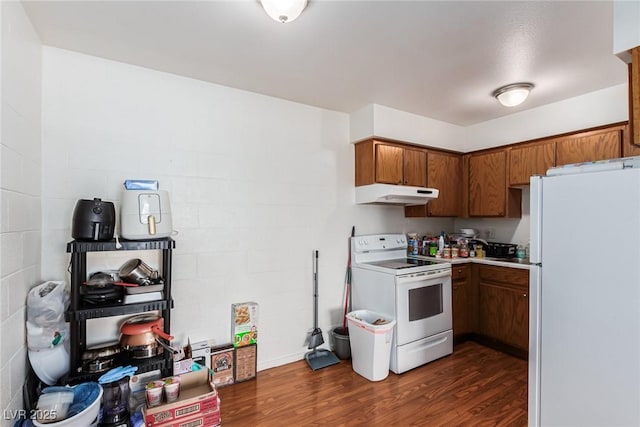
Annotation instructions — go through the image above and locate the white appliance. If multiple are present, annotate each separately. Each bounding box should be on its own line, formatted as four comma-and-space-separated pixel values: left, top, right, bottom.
529, 157, 640, 426
350, 233, 453, 374
355, 183, 439, 205
120, 190, 173, 240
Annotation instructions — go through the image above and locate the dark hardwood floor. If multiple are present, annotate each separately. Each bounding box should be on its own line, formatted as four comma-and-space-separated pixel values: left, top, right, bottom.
217, 341, 528, 426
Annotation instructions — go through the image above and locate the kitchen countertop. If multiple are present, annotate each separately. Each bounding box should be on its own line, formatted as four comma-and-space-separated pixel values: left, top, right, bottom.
413, 255, 532, 270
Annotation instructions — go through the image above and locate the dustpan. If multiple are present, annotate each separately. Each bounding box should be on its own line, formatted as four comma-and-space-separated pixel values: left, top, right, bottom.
305, 250, 340, 370
305, 348, 339, 371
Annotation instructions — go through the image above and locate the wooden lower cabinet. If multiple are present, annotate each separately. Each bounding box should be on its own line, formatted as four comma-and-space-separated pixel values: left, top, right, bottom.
452, 265, 471, 341
476, 265, 529, 353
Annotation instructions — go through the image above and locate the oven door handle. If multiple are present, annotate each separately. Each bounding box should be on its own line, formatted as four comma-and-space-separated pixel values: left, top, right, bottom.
397, 269, 451, 284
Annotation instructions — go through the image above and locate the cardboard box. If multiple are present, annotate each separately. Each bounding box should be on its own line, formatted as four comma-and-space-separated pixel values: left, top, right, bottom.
235, 343, 257, 382
210, 344, 234, 387
231, 302, 259, 347
153, 406, 221, 427
144, 370, 218, 426
129, 369, 162, 412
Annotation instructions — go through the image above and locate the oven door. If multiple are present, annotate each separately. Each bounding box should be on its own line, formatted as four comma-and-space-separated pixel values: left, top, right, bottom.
395, 268, 452, 346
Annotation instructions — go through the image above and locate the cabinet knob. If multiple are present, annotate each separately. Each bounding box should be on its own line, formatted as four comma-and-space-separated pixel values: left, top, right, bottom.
523, 293, 528, 297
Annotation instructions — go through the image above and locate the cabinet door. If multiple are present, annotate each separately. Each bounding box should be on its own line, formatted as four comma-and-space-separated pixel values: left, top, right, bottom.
509, 141, 555, 186
403, 147, 427, 187
556, 128, 622, 166
452, 265, 470, 338
375, 144, 404, 184
468, 151, 506, 216
427, 152, 461, 216
478, 281, 529, 351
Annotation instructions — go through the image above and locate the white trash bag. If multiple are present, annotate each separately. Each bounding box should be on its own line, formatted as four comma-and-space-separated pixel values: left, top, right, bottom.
26, 281, 69, 350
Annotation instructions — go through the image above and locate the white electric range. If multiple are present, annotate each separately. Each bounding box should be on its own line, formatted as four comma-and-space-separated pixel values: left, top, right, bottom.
350, 233, 453, 374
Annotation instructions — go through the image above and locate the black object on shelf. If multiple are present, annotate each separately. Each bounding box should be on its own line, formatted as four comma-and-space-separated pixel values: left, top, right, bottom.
64, 237, 175, 383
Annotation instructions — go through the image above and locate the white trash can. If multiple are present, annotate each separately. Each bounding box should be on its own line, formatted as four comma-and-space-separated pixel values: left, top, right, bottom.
346, 310, 396, 381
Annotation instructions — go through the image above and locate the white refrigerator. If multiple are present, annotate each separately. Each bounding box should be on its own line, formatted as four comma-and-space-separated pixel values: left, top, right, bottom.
529, 158, 640, 426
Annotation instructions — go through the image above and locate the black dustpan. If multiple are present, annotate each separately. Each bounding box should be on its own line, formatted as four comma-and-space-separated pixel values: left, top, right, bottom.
305, 250, 340, 371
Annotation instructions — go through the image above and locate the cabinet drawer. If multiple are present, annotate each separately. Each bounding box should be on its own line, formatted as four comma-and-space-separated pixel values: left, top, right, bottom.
451, 265, 468, 281
478, 265, 528, 287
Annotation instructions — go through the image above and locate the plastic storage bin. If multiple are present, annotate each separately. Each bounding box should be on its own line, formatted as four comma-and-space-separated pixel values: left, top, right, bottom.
346, 310, 396, 381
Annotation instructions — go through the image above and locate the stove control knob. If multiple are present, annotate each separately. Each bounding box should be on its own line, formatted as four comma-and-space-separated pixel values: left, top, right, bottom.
363, 239, 369, 245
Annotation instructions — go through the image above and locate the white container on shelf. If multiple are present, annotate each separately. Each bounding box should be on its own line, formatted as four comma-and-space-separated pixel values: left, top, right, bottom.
346, 310, 396, 381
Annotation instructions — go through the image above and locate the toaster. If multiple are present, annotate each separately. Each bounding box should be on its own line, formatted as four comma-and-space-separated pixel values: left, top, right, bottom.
120, 190, 173, 240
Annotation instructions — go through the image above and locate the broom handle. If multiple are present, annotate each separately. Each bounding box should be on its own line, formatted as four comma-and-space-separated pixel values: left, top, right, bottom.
313, 250, 319, 329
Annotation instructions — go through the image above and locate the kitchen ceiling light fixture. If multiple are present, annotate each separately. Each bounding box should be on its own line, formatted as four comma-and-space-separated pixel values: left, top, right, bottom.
492, 83, 534, 107
260, 0, 308, 23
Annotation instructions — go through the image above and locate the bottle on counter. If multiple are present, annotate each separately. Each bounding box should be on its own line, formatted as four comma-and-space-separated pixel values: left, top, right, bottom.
460, 240, 469, 258
516, 244, 526, 260
438, 233, 445, 255
429, 240, 438, 257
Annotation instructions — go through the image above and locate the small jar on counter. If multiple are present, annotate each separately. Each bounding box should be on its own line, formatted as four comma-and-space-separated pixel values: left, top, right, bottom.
443, 245, 451, 259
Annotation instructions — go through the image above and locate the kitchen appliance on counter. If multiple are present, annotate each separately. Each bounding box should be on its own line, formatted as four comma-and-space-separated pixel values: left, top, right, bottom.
350, 233, 452, 374
120, 190, 173, 240
71, 198, 116, 241
529, 157, 640, 426
482, 242, 517, 258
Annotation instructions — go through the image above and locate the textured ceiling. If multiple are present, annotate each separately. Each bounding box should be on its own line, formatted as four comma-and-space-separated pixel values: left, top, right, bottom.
23, 0, 628, 126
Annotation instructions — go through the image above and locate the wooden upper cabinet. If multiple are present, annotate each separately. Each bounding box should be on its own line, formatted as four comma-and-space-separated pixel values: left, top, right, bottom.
427, 151, 461, 216
374, 144, 404, 184
508, 141, 556, 186
402, 146, 428, 187
405, 150, 461, 217
355, 140, 426, 187
467, 149, 521, 218
555, 127, 622, 166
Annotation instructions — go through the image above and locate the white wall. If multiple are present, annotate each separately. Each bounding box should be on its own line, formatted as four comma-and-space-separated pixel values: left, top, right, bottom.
40, 47, 454, 371
351, 84, 627, 153
465, 84, 628, 150
0, 1, 42, 422
350, 104, 467, 152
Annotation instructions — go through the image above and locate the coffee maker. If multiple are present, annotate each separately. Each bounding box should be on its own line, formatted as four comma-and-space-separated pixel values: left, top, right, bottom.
101, 376, 130, 427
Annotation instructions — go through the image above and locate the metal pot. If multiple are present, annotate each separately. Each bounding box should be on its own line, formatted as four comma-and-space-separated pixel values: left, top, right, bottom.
118, 259, 159, 286
119, 314, 173, 354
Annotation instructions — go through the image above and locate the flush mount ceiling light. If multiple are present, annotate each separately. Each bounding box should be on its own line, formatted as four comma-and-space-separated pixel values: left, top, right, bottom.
492, 83, 534, 107
260, 0, 308, 23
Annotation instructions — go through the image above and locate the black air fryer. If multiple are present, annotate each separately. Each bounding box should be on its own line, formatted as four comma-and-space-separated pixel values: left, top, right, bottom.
71, 198, 116, 241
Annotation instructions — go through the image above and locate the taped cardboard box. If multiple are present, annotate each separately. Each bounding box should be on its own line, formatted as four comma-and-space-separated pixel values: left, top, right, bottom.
231, 302, 258, 347
144, 369, 218, 427
211, 344, 235, 387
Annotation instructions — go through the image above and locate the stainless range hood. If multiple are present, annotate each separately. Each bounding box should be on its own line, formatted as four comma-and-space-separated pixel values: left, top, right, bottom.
355, 183, 439, 205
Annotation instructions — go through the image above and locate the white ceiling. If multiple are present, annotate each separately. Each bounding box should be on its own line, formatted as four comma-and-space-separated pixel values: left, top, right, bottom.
22, 0, 628, 126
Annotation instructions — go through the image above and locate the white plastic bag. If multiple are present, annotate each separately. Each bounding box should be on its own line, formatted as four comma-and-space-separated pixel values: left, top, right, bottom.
26, 281, 69, 350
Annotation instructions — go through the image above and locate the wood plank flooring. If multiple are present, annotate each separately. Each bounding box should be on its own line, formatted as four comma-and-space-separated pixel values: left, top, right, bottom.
217, 342, 528, 426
